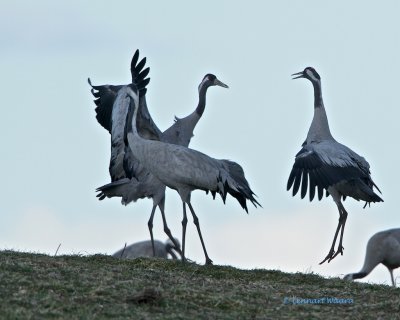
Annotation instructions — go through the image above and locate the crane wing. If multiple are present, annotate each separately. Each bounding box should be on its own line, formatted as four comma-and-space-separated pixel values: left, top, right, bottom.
89, 50, 161, 139
161, 116, 194, 147
130, 50, 162, 140
108, 87, 133, 181
88, 79, 123, 133
89, 50, 162, 182
287, 141, 372, 201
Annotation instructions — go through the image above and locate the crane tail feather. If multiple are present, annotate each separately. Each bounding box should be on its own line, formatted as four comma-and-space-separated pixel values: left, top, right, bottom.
219, 160, 261, 212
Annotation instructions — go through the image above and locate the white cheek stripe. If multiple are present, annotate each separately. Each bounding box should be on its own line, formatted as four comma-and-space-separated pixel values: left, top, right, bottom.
306, 69, 319, 82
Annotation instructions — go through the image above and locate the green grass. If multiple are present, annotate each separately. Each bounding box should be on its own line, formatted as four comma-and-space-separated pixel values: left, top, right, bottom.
0, 251, 399, 319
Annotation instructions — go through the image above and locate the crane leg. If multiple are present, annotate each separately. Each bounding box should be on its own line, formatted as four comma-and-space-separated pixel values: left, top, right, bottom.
389, 268, 395, 287
320, 219, 341, 264
188, 203, 213, 265
320, 204, 347, 264
147, 205, 157, 257
158, 201, 182, 257
168, 249, 178, 260
330, 205, 348, 261
181, 203, 188, 263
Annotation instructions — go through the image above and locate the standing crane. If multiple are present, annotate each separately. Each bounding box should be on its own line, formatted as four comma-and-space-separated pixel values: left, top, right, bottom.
125, 86, 260, 265
89, 50, 228, 258
287, 67, 383, 264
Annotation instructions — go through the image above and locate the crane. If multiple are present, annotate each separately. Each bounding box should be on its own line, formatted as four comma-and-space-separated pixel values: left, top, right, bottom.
287, 67, 383, 264
125, 86, 260, 265
113, 238, 181, 260
89, 50, 228, 258
344, 228, 400, 287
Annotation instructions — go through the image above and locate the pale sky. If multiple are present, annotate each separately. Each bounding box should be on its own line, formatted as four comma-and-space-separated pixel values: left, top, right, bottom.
1, 1, 400, 286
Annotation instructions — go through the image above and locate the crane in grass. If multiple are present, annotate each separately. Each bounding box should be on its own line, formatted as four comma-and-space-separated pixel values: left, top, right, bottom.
113, 238, 181, 260
344, 228, 400, 287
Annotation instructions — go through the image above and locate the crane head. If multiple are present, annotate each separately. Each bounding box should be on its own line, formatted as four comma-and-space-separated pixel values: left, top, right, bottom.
198, 74, 229, 92
292, 67, 321, 83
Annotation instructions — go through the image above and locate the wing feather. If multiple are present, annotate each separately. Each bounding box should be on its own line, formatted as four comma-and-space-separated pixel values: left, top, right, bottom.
308, 170, 316, 201
301, 169, 308, 199
89, 50, 160, 182
292, 169, 302, 197
287, 141, 373, 201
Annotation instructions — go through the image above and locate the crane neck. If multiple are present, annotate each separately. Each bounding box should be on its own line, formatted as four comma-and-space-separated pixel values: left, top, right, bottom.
312, 81, 323, 109
126, 88, 140, 138
306, 80, 334, 142
195, 85, 209, 117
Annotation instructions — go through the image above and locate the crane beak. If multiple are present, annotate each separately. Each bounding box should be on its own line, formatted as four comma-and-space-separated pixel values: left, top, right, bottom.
214, 78, 229, 88
291, 71, 304, 80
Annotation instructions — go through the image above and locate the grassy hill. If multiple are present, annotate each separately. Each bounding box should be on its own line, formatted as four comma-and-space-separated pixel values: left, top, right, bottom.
0, 251, 399, 319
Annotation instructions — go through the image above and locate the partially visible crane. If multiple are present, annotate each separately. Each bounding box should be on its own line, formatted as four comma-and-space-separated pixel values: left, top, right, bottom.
113, 238, 181, 260
344, 228, 400, 287
287, 67, 383, 264
89, 50, 228, 257
125, 86, 260, 265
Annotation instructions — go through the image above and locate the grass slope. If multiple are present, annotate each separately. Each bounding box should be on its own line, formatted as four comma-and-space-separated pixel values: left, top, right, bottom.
0, 251, 399, 319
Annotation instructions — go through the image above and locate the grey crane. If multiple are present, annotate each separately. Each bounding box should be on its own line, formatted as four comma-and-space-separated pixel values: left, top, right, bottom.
344, 228, 400, 287
89, 50, 228, 258
287, 67, 383, 264
125, 86, 260, 265
113, 238, 181, 260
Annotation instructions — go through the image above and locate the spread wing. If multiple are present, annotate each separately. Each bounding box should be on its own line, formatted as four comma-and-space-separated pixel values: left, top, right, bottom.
109, 86, 132, 181
161, 116, 194, 147
88, 78, 123, 133
130, 50, 161, 140
89, 50, 161, 181
89, 49, 161, 139
287, 141, 373, 201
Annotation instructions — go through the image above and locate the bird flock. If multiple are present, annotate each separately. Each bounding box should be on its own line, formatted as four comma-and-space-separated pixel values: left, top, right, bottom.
89, 50, 398, 286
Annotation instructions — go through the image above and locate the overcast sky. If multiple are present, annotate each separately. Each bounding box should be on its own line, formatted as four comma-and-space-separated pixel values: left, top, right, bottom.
1, 1, 400, 286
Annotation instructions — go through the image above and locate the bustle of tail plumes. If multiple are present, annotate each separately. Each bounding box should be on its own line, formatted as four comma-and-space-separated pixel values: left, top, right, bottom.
362, 178, 384, 208
96, 178, 141, 205
208, 160, 261, 212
